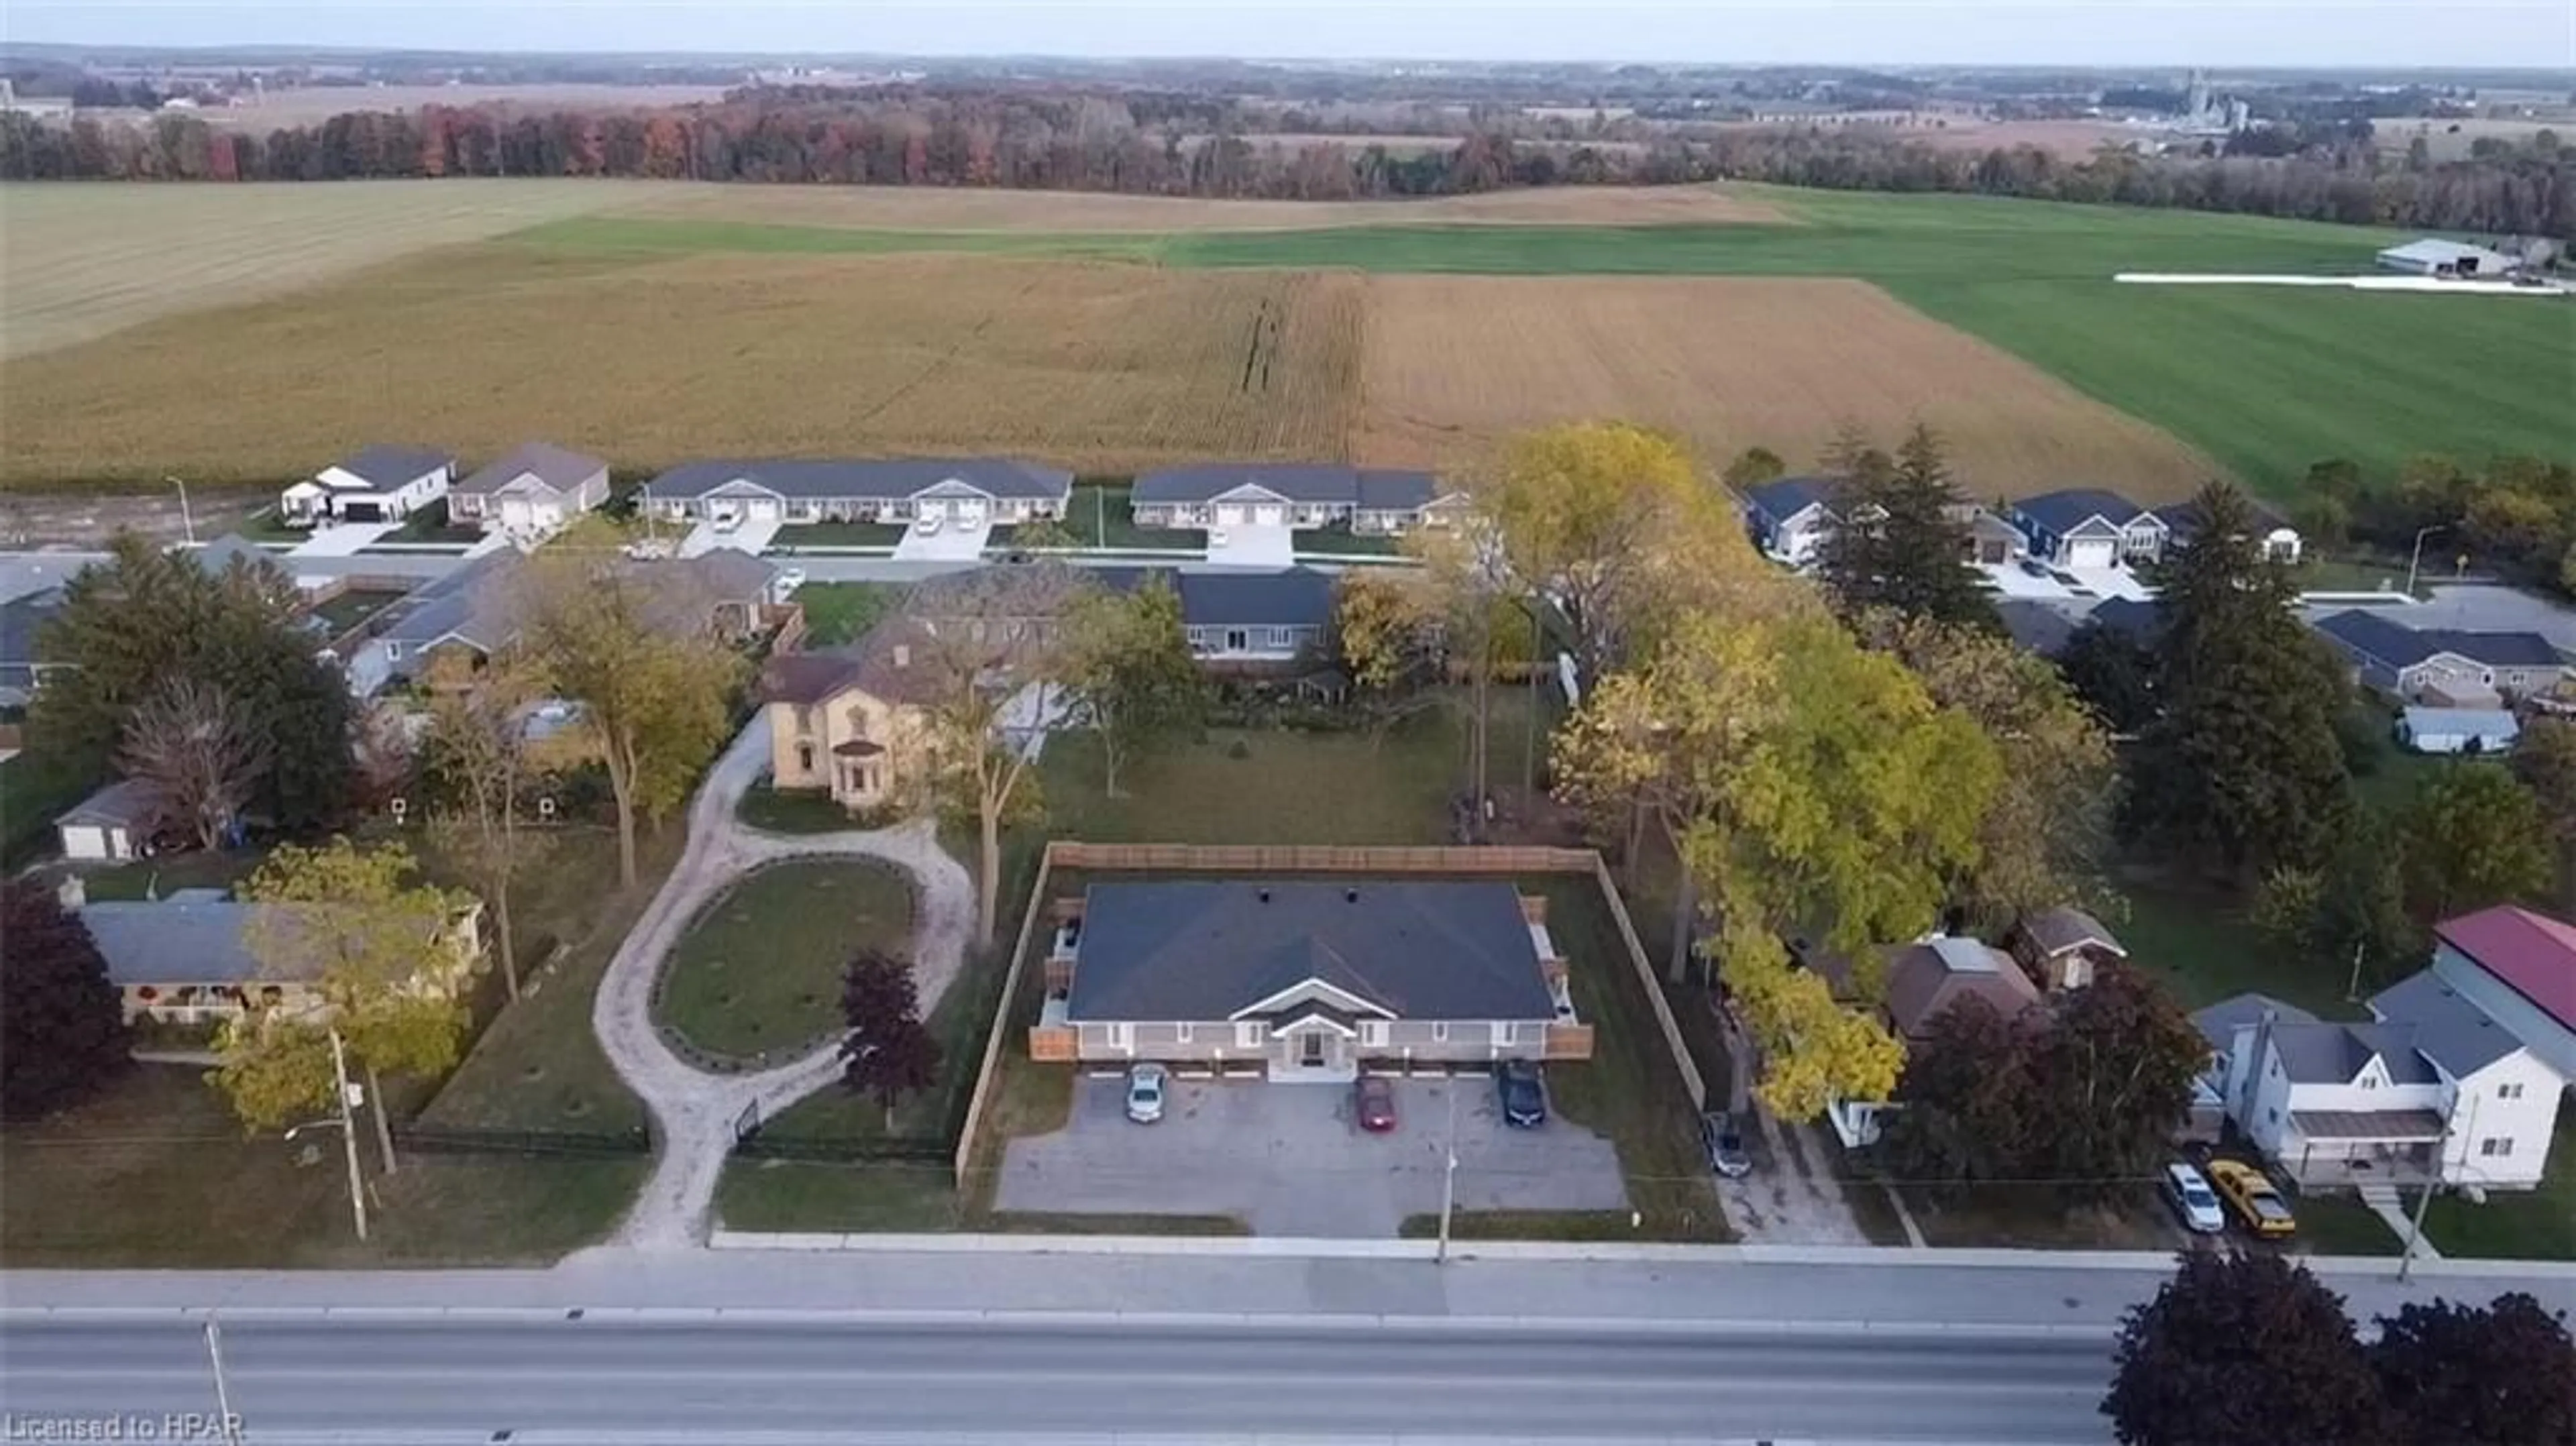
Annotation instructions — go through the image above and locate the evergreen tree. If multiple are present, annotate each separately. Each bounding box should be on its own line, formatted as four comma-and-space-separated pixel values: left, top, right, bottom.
0, 880, 132, 1120
2126, 482, 2354, 877
1815, 424, 2000, 632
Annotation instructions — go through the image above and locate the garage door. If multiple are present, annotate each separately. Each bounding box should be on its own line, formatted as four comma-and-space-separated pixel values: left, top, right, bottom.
340, 501, 385, 523
60, 826, 108, 862
747, 500, 783, 520
1216, 505, 1249, 526
2065, 539, 2116, 569
1254, 505, 1285, 526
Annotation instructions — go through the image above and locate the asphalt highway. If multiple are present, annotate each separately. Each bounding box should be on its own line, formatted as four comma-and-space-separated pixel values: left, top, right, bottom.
0, 1313, 2114, 1445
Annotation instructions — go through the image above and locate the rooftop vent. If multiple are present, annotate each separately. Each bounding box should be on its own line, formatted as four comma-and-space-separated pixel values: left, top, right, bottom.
1256, 887, 1271, 903
1344, 887, 1360, 903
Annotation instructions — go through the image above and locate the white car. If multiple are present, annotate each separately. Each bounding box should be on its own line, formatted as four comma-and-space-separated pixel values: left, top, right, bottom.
710, 513, 743, 535
774, 567, 807, 595
2163, 1161, 2226, 1234
1124, 1063, 1169, 1125
1208, 526, 1230, 548
916, 514, 944, 537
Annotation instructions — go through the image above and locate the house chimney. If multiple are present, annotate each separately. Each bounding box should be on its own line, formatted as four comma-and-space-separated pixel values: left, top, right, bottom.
55, 873, 85, 913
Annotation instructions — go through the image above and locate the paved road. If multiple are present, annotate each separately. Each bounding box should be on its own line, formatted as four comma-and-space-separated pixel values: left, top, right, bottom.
0, 1313, 2116, 1444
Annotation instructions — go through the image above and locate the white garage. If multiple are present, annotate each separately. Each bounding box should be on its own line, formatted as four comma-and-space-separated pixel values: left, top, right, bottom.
54, 778, 161, 863
2063, 537, 2118, 570
2398, 708, 2520, 756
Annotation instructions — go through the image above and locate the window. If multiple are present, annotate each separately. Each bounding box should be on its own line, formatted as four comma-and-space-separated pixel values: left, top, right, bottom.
1432, 1022, 1450, 1042
1225, 628, 1250, 653
1175, 1023, 1194, 1044
2267, 1107, 2279, 1125
1360, 1021, 1388, 1048
2480, 1137, 2514, 1158
2499, 1082, 2526, 1101
796, 743, 814, 772
2360, 1076, 2377, 1091
1235, 1021, 1262, 1049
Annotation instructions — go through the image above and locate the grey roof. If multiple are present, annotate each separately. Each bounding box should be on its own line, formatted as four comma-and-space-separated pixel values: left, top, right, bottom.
2153, 498, 2294, 543
2379, 237, 2514, 264
57, 776, 164, 829
2270, 1020, 2439, 1087
1131, 464, 1440, 511
1072, 565, 1336, 630
643, 457, 1071, 504
0, 586, 64, 667
1997, 600, 2082, 657
376, 549, 529, 657
1065, 879, 1555, 1021
1740, 475, 1840, 524
453, 441, 608, 497
2019, 906, 2126, 959
2314, 609, 2563, 670
2368, 969, 2524, 1077
327, 445, 454, 492
80, 899, 281, 986
187, 534, 288, 582
2400, 707, 2520, 738
2192, 991, 2318, 1051
2013, 488, 2155, 536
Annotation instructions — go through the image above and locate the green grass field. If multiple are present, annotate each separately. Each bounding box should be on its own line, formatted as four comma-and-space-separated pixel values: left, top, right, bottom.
514, 186, 2572, 498
657, 858, 916, 1063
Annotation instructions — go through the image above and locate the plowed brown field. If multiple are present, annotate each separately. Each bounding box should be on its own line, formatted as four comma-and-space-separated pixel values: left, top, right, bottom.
0, 249, 1362, 486
1356, 275, 2219, 501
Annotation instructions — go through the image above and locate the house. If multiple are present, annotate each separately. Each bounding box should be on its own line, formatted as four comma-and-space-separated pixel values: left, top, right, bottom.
1964, 510, 2028, 565
447, 442, 611, 537
1828, 936, 2042, 1148
1130, 464, 1456, 535
1739, 476, 1847, 565
2006, 489, 2170, 570
2153, 498, 2302, 563
54, 778, 165, 863
58, 877, 485, 1027
640, 458, 1073, 529
277, 445, 455, 527
2396, 707, 2521, 755
2194, 976, 2566, 1192
186, 534, 294, 588
2377, 237, 2520, 278
2312, 609, 2566, 704
1025, 879, 1588, 1078
0, 585, 68, 708
2010, 907, 2127, 992
759, 565, 1334, 812
354, 549, 783, 696
2084, 596, 2168, 645
2430, 905, 2576, 1083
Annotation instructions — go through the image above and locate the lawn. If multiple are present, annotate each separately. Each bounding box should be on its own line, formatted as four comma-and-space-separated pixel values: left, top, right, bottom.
76, 847, 266, 901
791, 581, 904, 647
735, 785, 860, 834
0, 1063, 646, 1266
2114, 868, 2363, 1020
415, 823, 678, 1135
655, 858, 916, 1064
774, 520, 907, 548
378, 500, 486, 545
1293, 526, 1403, 557
989, 483, 1202, 551
2421, 1115, 2576, 1260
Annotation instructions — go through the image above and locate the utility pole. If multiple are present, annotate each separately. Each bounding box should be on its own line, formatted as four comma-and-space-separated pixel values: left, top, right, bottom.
2345, 938, 2367, 1002
166, 474, 197, 547
1435, 1078, 1460, 1264
2400, 1092, 2477, 1280
203, 1315, 244, 1446
328, 1025, 369, 1242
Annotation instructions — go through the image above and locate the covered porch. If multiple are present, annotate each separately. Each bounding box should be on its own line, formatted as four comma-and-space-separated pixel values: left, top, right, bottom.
2281, 1107, 2444, 1191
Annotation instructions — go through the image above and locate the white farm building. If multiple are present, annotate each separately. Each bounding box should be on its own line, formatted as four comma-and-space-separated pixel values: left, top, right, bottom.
2375, 237, 2520, 278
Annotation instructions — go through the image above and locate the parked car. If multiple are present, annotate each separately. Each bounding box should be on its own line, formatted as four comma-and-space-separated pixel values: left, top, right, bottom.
916, 514, 944, 537
2018, 557, 2051, 579
2205, 1159, 2297, 1239
1700, 1111, 1753, 1178
1495, 1060, 1547, 1128
1354, 1074, 1397, 1133
1123, 1062, 1169, 1125
2161, 1161, 2226, 1234
1208, 526, 1231, 548
710, 513, 743, 535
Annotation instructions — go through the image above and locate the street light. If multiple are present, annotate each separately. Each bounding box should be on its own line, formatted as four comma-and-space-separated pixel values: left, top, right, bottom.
284, 1025, 368, 1242
2404, 524, 2450, 598
165, 474, 197, 547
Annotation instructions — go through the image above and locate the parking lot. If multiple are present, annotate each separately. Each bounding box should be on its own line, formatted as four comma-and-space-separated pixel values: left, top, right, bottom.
995, 1074, 1629, 1237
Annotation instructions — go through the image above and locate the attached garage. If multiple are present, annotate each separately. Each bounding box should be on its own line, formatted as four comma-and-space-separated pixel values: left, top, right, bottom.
338, 500, 387, 524
746, 498, 784, 520
1216, 504, 1252, 526
1254, 505, 1285, 526
2063, 537, 2118, 569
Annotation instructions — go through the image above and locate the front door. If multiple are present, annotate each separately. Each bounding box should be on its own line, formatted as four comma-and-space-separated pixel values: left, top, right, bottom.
1300, 1031, 1326, 1068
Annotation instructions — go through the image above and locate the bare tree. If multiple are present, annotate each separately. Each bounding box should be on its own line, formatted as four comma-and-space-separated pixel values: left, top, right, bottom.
117, 676, 268, 851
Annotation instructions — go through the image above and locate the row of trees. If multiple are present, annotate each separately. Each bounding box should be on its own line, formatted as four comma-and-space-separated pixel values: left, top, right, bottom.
2298, 454, 2576, 600
2106, 1251, 2573, 1446
5, 88, 2565, 235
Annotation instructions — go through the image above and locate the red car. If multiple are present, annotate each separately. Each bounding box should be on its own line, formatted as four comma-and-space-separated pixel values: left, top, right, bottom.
1354, 1074, 1398, 1133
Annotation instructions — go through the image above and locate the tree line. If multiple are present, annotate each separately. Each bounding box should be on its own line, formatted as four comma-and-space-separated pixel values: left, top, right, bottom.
4, 87, 2568, 237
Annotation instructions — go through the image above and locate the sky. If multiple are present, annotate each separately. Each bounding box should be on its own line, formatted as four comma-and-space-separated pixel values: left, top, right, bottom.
4, 1, 2572, 70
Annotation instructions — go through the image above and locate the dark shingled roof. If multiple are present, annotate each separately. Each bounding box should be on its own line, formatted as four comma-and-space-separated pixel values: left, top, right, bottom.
2019, 906, 2127, 960
329, 445, 454, 491
2193, 991, 2440, 1086
2313, 609, 2563, 670
1997, 600, 2083, 657
2153, 498, 2294, 543
453, 441, 608, 497
1132, 464, 1439, 510
0, 586, 64, 667
2192, 992, 2318, 1053
1740, 475, 1843, 524
58, 776, 165, 830
1882, 937, 2041, 1042
2014, 488, 2155, 536
187, 535, 289, 582
1066, 879, 1555, 1021
2369, 970, 2523, 1078
644, 457, 1071, 503
2086, 596, 2167, 643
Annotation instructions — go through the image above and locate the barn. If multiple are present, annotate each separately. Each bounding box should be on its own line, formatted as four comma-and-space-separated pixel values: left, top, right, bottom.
2375, 238, 2520, 278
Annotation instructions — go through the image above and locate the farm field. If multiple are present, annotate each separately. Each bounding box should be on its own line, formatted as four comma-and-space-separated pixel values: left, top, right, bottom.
0, 247, 1363, 486
0, 179, 646, 359
606, 179, 1785, 231
1359, 274, 2218, 498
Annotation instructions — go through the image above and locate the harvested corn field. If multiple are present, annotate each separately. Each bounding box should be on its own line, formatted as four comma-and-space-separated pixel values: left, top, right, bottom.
0, 247, 1364, 486
1356, 274, 2220, 501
